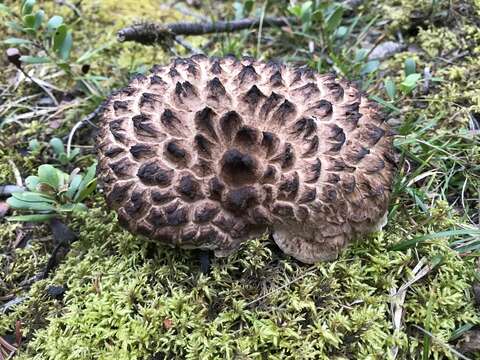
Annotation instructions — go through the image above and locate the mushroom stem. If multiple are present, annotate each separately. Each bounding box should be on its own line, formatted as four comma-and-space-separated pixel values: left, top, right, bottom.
117, 17, 296, 45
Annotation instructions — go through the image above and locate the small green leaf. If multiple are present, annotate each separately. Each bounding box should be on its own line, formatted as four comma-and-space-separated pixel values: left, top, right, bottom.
38, 164, 60, 190
384, 77, 396, 100
354, 48, 368, 62
53, 24, 67, 51
66, 174, 82, 200
34, 9, 44, 30
75, 178, 96, 202
360, 60, 380, 75
325, 6, 344, 33
59, 30, 73, 60
19, 55, 50, 64
7, 214, 56, 222
21, 0, 35, 15
7, 197, 55, 211
46, 15, 63, 32
49, 137, 65, 155
74, 163, 97, 202
69, 147, 80, 160
23, 14, 35, 29
11, 191, 56, 203
404, 57, 416, 76
25, 176, 40, 191
400, 73, 421, 94
3, 38, 32, 45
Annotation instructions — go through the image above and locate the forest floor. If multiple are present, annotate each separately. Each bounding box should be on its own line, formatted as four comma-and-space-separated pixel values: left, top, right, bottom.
0, 0, 479, 359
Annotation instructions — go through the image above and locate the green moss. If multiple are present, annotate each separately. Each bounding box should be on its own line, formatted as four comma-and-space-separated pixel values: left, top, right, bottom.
0, 201, 475, 359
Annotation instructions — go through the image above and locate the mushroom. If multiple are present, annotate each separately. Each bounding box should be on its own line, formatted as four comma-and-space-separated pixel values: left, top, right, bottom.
96, 55, 396, 263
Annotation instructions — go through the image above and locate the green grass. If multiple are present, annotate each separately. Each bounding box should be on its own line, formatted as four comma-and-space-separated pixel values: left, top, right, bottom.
1, 0, 480, 359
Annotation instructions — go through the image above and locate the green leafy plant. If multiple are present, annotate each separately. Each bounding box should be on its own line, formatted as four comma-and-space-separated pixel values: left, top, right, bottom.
49, 137, 80, 165
6, 163, 97, 222
2, 0, 73, 70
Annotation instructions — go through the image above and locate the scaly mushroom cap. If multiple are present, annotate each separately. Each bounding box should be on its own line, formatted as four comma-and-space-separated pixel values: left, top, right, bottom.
96, 55, 396, 263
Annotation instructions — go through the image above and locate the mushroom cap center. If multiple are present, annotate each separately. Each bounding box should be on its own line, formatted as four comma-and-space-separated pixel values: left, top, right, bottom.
220, 148, 262, 186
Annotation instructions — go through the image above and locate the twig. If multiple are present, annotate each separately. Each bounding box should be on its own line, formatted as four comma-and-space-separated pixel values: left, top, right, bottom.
7, 160, 22, 188
66, 105, 102, 157
117, 16, 295, 45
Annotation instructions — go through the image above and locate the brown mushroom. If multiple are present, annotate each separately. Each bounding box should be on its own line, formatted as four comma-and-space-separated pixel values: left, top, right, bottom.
96, 55, 396, 263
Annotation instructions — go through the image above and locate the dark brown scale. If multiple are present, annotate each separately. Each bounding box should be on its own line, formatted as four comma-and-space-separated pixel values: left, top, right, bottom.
329, 125, 346, 143
169, 67, 180, 78
206, 78, 227, 102
161, 109, 185, 137
104, 147, 124, 158
194, 134, 215, 158
220, 149, 259, 185
237, 64, 258, 84
327, 158, 355, 172
326, 173, 341, 184
210, 60, 223, 74
194, 107, 218, 141
196, 226, 220, 244
109, 158, 134, 178
132, 114, 159, 138
364, 158, 385, 173
147, 207, 166, 227
305, 158, 321, 183
298, 186, 316, 203
303, 135, 319, 157
223, 186, 259, 213
166, 141, 187, 161
272, 202, 295, 219
139, 92, 161, 112
220, 111, 242, 141
260, 92, 284, 120
176, 174, 203, 201
325, 82, 344, 100
341, 175, 356, 193
151, 189, 175, 204
208, 177, 225, 200
261, 131, 280, 156
308, 99, 333, 118
234, 126, 260, 148
270, 100, 296, 126
250, 206, 271, 224
278, 172, 299, 200
109, 118, 127, 142
150, 75, 167, 86
260, 165, 277, 183
124, 189, 146, 218
130, 144, 156, 159
113, 100, 130, 116
321, 186, 337, 203
175, 81, 198, 100
194, 202, 220, 223
361, 124, 386, 146
212, 214, 236, 233
118, 86, 138, 97
345, 145, 370, 163
106, 181, 133, 206
137, 162, 173, 186
272, 143, 295, 169
164, 202, 189, 226
290, 117, 317, 139
345, 108, 362, 128
269, 71, 284, 87
292, 82, 320, 99
243, 85, 265, 109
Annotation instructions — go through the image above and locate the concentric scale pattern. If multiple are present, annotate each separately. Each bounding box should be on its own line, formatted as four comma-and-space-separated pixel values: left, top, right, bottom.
96, 55, 396, 263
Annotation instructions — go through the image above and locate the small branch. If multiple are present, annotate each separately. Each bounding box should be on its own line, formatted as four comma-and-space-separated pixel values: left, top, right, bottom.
117, 16, 296, 45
